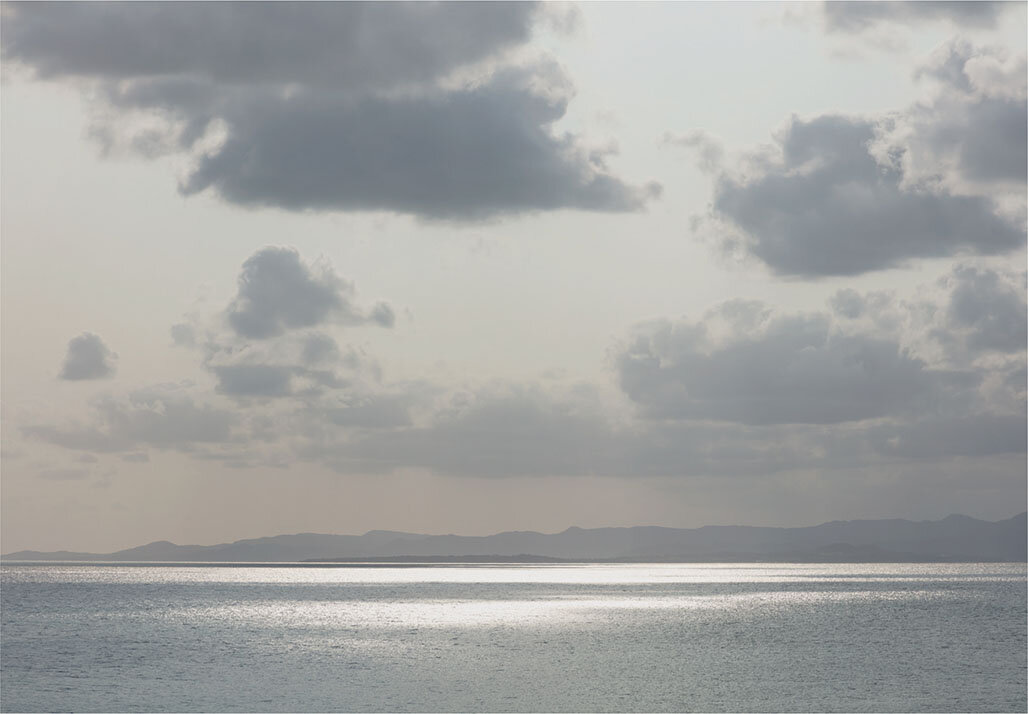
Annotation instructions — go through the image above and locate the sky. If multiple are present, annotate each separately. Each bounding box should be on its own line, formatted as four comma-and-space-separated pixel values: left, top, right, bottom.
1, 1, 1026, 553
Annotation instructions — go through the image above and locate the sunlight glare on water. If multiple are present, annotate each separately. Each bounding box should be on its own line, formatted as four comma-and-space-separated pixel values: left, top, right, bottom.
2, 563, 1025, 712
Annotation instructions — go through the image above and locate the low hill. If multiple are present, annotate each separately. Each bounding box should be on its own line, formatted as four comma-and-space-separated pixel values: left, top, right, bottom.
4, 512, 1025, 563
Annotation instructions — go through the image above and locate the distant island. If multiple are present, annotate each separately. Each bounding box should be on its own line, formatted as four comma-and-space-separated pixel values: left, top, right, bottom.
4, 512, 1025, 563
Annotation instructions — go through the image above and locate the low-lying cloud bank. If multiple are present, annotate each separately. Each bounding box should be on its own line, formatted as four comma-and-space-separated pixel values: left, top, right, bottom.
26, 249, 1026, 486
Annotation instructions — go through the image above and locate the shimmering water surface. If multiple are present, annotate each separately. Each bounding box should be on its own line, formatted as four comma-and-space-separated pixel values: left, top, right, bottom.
2, 563, 1025, 712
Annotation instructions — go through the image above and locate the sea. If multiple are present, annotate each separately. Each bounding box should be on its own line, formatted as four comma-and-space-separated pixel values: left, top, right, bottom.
1, 562, 1025, 712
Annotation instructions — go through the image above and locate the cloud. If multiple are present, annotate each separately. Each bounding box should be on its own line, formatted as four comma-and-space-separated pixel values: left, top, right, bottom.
822, 1, 1009, 33
30, 280, 1024, 480
299, 385, 624, 477
59, 333, 117, 380
710, 113, 1024, 276
24, 386, 234, 453
169, 249, 392, 401
867, 413, 1027, 459
205, 249, 395, 398
295, 381, 1023, 479
170, 323, 196, 347
3, 3, 657, 219
937, 264, 1028, 356
171, 65, 658, 218
876, 41, 1028, 191
300, 333, 341, 366
172, 263, 1024, 477
824, 263, 1027, 372
211, 364, 296, 399
322, 395, 415, 430
828, 289, 867, 319
1, 2, 541, 90
368, 303, 396, 328
616, 300, 975, 425
226, 247, 390, 338
208, 361, 349, 400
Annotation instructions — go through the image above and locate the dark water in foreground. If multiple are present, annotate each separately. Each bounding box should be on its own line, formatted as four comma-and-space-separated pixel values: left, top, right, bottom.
1, 563, 1025, 712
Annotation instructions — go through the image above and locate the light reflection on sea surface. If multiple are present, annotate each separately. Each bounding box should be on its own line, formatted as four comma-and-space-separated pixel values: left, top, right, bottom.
2, 563, 1025, 712
7, 561, 1023, 583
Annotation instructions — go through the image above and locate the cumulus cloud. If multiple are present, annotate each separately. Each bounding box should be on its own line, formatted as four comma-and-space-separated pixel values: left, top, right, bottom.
822, 1, 1009, 33
2, 2, 657, 219
226, 247, 390, 338
698, 42, 1025, 277
166, 65, 657, 218
616, 300, 974, 425
171, 249, 393, 400
59, 333, 117, 380
709, 111, 1023, 276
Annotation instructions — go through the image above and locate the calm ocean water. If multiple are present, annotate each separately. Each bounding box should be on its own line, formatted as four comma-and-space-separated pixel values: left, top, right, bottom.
1, 563, 1025, 712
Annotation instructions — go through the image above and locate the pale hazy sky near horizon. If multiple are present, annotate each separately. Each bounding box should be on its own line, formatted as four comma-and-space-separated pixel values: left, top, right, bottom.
2, 1, 1026, 553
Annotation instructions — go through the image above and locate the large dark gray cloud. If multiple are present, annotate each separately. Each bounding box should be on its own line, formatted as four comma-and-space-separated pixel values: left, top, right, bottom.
823, 1, 1008, 33
163, 68, 657, 218
1, 2, 540, 90
3, 2, 656, 219
616, 301, 974, 425
226, 247, 389, 338
59, 333, 117, 380
711, 114, 1023, 276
